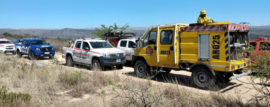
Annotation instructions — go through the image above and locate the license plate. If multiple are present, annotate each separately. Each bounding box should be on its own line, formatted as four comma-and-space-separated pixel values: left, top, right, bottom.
116, 59, 121, 62
44, 52, 50, 54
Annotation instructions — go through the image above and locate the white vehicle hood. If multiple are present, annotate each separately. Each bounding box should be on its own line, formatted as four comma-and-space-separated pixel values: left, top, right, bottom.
0, 44, 15, 47
92, 48, 124, 54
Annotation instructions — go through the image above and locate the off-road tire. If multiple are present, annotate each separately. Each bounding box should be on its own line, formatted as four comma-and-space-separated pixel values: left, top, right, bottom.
17, 50, 22, 58
134, 59, 150, 78
66, 55, 74, 67
29, 51, 37, 60
116, 65, 123, 69
92, 58, 103, 71
191, 66, 216, 89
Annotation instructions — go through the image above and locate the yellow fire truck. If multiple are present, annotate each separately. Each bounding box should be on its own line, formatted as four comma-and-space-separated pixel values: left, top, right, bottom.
132, 21, 252, 89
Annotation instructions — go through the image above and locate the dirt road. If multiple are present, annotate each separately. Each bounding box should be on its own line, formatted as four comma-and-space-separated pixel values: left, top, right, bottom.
19, 52, 266, 102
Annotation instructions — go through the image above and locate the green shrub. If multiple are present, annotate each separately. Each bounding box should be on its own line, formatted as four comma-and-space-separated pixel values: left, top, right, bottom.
0, 86, 31, 107
59, 71, 82, 86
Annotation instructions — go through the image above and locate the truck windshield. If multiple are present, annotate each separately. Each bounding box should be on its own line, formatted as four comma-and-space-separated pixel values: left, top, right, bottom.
0, 41, 12, 44
30, 40, 48, 45
90, 41, 113, 49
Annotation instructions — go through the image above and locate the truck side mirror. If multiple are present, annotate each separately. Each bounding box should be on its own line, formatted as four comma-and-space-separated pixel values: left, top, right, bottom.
47, 43, 50, 45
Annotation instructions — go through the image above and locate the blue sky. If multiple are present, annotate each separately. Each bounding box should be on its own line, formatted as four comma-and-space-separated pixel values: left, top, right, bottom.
0, 0, 270, 29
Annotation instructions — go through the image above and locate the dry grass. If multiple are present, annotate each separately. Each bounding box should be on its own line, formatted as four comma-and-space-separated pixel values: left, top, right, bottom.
0, 53, 268, 107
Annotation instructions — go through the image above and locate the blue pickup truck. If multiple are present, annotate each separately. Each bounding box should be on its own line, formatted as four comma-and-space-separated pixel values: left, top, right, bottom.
14, 38, 55, 60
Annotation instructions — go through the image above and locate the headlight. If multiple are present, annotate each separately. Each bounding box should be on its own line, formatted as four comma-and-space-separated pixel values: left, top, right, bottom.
35, 48, 40, 50
0, 46, 3, 48
102, 53, 110, 58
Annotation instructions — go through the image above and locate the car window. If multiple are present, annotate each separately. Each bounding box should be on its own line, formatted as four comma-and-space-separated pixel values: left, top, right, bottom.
128, 41, 136, 48
90, 41, 113, 49
23, 40, 29, 45
0, 41, 12, 44
82, 42, 90, 49
30, 40, 48, 45
259, 42, 270, 50
160, 30, 173, 44
75, 41, 82, 49
120, 41, 127, 47
249, 42, 257, 49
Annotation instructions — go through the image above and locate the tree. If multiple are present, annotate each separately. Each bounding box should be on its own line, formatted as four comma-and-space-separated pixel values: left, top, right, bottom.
91, 23, 129, 39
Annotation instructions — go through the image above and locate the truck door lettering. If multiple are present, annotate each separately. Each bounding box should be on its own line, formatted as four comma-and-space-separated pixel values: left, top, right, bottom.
212, 35, 220, 59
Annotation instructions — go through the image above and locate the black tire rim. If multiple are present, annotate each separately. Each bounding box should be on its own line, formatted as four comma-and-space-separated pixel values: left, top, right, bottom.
196, 72, 208, 83
93, 60, 100, 71
136, 63, 145, 74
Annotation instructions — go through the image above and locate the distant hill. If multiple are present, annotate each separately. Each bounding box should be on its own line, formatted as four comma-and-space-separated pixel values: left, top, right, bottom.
0, 28, 147, 39
0, 26, 269, 40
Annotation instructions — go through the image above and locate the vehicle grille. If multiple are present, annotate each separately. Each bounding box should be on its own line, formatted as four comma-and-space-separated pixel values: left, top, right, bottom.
41, 47, 52, 52
6, 46, 13, 49
109, 53, 124, 58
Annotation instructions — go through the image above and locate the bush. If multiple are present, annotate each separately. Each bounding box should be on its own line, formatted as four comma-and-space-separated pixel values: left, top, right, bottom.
0, 86, 31, 107
59, 71, 82, 87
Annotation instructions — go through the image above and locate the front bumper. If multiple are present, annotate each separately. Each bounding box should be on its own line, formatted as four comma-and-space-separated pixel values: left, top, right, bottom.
99, 56, 126, 66
0, 49, 16, 53
34, 50, 55, 57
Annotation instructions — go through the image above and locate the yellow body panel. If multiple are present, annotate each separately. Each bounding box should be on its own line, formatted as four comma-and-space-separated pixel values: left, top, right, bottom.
134, 22, 249, 72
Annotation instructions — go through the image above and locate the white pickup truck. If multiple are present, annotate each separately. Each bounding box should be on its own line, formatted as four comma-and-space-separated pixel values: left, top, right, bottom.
62, 38, 126, 71
116, 38, 138, 62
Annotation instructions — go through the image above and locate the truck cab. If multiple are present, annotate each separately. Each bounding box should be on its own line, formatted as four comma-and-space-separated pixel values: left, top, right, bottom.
116, 38, 138, 62
62, 38, 126, 71
133, 22, 252, 89
15, 38, 55, 60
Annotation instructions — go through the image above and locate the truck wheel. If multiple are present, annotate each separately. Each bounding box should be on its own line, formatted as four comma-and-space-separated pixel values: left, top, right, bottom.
17, 50, 22, 58
29, 51, 37, 60
92, 59, 102, 71
134, 59, 150, 78
116, 65, 123, 69
66, 56, 74, 67
191, 66, 215, 89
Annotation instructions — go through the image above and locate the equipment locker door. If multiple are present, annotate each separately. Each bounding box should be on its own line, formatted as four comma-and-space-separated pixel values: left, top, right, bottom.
158, 29, 175, 67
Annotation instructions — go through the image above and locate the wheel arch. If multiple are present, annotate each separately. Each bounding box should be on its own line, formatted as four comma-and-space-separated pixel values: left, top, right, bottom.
66, 52, 73, 59
132, 56, 148, 66
190, 62, 215, 76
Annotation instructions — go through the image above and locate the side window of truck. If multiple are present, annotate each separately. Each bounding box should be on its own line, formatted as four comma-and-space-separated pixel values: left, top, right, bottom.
128, 41, 136, 48
75, 41, 82, 49
259, 42, 270, 50
82, 42, 90, 49
143, 31, 156, 47
120, 41, 127, 47
160, 30, 173, 44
